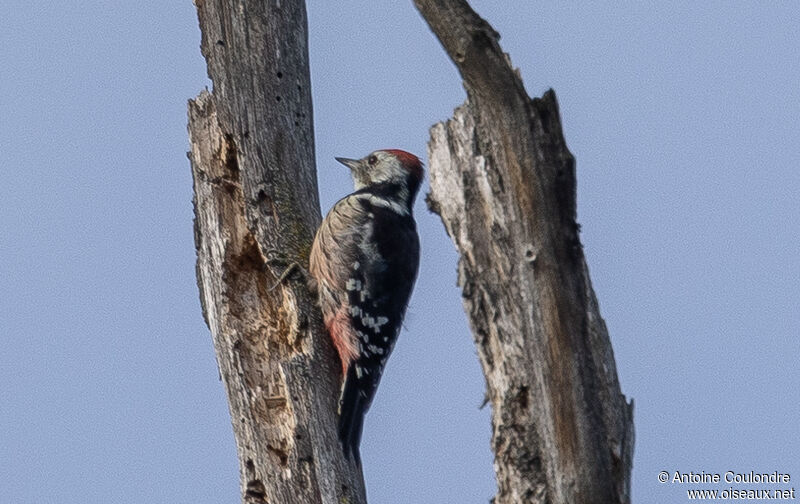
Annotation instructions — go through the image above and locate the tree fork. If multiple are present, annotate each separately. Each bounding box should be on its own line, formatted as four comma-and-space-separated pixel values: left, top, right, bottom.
414, 1, 634, 503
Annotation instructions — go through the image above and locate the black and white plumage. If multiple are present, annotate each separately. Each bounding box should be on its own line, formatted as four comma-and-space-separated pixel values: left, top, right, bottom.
309, 149, 423, 464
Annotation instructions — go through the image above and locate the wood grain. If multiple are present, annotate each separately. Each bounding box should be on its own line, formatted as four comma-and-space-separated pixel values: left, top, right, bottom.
415, 1, 635, 503
188, 1, 367, 502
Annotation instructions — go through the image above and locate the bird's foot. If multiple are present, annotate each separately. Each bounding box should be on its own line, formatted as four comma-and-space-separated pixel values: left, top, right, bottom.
263, 249, 310, 292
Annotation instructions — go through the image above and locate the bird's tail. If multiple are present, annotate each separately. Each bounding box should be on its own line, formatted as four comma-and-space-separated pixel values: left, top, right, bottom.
338, 366, 367, 465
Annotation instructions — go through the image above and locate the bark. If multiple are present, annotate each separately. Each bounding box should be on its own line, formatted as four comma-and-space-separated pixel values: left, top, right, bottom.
187, 1, 366, 503
414, 1, 635, 503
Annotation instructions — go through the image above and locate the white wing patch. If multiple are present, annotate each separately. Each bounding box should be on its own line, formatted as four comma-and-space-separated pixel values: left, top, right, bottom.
360, 315, 390, 334
346, 278, 363, 291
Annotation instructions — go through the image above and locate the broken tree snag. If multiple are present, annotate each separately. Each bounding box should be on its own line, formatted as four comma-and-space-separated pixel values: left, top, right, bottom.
188, 0, 367, 503
415, 1, 634, 504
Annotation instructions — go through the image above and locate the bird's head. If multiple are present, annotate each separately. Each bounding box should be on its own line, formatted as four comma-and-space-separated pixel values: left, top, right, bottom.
335, 149, 424, 195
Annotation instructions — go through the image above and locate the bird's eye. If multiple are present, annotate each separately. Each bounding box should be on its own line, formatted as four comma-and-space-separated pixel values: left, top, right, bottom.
367, 155, 377, 166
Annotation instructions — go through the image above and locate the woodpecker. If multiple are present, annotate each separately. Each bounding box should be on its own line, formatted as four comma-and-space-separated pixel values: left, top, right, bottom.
309, 149, 422, 464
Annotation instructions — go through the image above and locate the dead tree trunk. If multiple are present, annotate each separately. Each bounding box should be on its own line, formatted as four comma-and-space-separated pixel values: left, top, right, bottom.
187, 1, 366, 503
414, 1, 634, 503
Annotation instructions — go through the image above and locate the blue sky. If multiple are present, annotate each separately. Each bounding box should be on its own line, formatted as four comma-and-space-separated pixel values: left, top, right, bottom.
2, 1, 798, 503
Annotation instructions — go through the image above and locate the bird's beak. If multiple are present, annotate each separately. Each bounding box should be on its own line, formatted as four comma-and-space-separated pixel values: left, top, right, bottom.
335, 157, 361, 171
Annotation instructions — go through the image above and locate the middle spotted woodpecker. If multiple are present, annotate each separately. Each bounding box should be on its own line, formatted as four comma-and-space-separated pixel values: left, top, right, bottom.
309, 149, 422, 464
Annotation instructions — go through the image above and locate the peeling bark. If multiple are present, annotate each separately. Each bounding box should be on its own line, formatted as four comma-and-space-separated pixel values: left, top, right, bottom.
415, 1, 634, 503
187, 1, 366, 502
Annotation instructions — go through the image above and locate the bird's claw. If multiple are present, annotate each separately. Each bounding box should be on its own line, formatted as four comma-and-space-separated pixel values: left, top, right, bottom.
268, 261, 309, 292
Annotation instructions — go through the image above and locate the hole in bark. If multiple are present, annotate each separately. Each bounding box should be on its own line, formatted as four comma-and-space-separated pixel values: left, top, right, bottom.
216, 39, 225, 47
222, 134, 239, 177
267, 444, 289, 466
524, 248, 537, 264
233, 233, 267, 271
276, 71, 283, 79
275, 95, 281, 102
517, 386, 530, 410
245, 479, 267, 502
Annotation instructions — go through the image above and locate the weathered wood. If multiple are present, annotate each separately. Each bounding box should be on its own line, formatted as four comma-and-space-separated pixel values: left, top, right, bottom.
414, 1, 634, 503
188, 1, 366, 502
